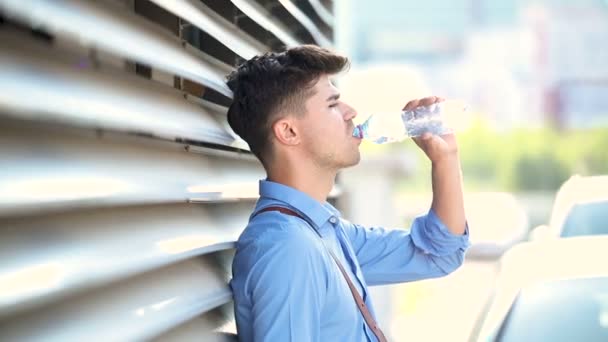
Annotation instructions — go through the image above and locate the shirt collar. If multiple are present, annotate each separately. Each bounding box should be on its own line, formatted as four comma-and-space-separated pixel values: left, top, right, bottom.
258, 180, 340, 228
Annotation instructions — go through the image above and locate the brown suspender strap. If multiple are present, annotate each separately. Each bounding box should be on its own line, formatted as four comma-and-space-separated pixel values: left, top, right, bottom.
253, 206, 388, 342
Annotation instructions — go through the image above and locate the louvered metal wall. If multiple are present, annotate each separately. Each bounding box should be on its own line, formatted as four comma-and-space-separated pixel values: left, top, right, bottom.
0, 0, 335, 340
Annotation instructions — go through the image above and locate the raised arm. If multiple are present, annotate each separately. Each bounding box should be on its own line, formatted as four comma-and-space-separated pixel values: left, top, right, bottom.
407, 96, 466, 235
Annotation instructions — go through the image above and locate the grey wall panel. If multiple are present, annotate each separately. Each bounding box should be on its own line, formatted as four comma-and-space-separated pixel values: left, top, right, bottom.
0, 34, 247, 150
149, 0, 268, 59
0, 0, 232, 96
277, 0, 331, 46
0, 202, 253, 318
308, 0, 334, 27
230, 0, 302, 47
0, 0, 335, 337
152, 305, 235, 342
0, 258, 232, 341
0, 120, 264, 216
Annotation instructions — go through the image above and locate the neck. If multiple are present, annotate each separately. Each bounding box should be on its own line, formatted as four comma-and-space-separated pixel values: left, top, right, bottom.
266, 158, 336, 203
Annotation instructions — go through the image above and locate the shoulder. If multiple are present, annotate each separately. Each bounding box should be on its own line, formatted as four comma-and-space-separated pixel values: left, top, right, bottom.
339, 217, 366, 239
234, 211, 325, 268
240, 210, 317, 242
232, 212, 329, 294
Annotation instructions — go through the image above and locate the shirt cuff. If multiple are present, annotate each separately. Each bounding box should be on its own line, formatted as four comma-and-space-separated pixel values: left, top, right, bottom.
410, 208, 471, 257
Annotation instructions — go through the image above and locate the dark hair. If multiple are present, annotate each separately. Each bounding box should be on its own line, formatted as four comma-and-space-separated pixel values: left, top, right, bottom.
226, 45, 349, 165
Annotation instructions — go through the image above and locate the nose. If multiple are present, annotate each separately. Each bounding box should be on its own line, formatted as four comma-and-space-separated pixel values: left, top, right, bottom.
342, 102, 358, 121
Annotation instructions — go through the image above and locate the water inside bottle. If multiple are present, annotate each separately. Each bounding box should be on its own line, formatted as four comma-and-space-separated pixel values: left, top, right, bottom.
352, 100, 466, 143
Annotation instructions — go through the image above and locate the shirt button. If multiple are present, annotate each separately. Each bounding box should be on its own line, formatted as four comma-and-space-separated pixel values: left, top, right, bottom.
329, 216, 337, 224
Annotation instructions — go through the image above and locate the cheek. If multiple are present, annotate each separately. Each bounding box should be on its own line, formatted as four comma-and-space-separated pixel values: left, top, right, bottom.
303, 125, 332, 150
299, 123, 322, 147
326, 110, 346, 129
300, 110, 344, 144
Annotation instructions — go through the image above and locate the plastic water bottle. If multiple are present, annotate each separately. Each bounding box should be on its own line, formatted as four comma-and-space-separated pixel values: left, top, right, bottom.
352, 100, 466, 144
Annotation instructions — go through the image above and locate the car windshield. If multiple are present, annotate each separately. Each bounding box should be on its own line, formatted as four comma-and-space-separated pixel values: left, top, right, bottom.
496, 277, 608, 342
561, 201, 608, 237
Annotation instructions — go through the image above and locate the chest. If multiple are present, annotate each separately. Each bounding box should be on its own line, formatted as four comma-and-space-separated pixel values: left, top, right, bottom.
318, 228, 368, 330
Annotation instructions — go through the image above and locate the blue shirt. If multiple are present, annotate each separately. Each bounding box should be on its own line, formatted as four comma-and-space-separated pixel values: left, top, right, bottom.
230, 180, 470, 341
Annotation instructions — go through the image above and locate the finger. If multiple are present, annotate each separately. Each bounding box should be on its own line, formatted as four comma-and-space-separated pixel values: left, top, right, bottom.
402, 99, 420, 111
418, 96, 437, 107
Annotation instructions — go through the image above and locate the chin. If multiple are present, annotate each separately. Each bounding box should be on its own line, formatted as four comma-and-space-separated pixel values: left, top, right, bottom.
339, 152, 361, 169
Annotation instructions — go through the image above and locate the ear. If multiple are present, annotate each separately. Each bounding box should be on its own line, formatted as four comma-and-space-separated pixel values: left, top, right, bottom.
272, 117, 301, 146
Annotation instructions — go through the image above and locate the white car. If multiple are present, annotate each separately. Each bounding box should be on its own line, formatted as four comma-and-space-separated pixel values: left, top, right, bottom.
470, 236, 608, 341
532, 175, 608, 239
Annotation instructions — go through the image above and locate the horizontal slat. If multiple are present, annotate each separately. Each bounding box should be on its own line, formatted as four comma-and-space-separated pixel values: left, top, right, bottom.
149, 0, 268, 59
0, 119, 264, 216
0, 0, 233, 97
152, 305, 235, 342
308, 0, 334, 27
185, 179, 341, 202
0, 202, 251, 317
0, 258, 232, 341
278, 0, 332, 47
0, 33, 247, 150
183, 41, 237, 80
230, 0, 302, 47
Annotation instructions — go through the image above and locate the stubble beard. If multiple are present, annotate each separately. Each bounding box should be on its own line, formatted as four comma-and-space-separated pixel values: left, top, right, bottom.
314, 146, 360, 173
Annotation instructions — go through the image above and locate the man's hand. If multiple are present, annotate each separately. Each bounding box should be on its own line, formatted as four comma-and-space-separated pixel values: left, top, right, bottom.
402, 96, 466, 236
403, 96, 458, 163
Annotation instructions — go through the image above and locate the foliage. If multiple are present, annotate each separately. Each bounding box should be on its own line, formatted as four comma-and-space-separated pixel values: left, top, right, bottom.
395, 119, 608, 192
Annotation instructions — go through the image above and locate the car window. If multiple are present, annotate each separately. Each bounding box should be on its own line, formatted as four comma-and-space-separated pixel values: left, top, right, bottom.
496, 277, 608, 342
561, 201, 608, 237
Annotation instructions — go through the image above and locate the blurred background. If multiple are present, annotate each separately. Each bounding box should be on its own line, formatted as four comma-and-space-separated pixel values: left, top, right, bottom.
0, 0, 606, 341
335, 0, 608, 341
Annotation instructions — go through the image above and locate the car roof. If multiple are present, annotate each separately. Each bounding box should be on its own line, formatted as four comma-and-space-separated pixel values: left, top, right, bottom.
549, 175, 608, 231
499, 236, 608, 280
474, 236, 608, 341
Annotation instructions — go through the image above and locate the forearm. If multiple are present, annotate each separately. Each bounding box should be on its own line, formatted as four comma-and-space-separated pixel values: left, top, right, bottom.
430, 154, 466, 235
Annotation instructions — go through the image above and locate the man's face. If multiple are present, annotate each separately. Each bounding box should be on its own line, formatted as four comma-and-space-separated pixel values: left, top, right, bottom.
296, 74, 361, 171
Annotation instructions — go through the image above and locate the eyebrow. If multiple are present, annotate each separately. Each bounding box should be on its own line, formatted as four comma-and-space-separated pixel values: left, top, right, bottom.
326, 93, 340, 102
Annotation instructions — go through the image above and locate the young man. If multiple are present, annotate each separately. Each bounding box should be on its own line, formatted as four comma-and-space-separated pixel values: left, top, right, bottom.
227, 45, 469, 341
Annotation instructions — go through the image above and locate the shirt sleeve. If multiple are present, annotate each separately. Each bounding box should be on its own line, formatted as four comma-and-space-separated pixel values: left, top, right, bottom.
342, 208, 470, 286
246, 230, 328, 342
